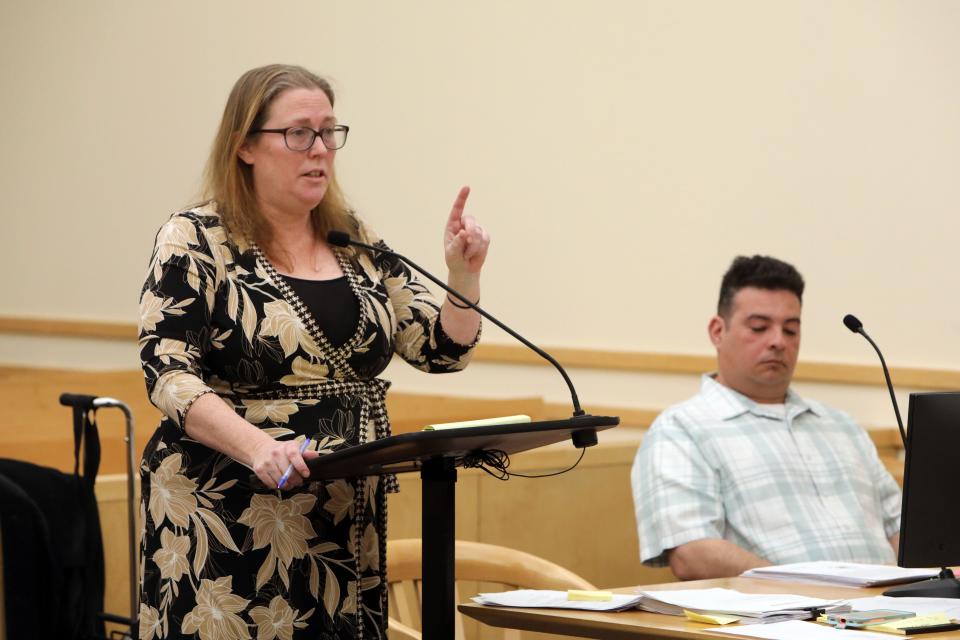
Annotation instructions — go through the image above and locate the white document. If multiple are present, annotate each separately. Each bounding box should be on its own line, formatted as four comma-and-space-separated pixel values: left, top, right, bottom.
742, 562, 938, 587
847, 595, 960, 619
634, 588, 843, 618
472, 589, 642, 612
708, 620, 898, 640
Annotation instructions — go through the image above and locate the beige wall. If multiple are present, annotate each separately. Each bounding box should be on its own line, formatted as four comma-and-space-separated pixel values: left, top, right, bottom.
1, 2, 958, 414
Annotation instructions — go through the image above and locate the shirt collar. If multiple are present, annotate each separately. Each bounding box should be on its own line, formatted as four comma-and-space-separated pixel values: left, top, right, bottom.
700, 373, 820, 421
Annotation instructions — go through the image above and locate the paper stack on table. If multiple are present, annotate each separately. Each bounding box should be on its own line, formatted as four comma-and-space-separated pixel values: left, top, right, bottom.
473, 587, 845, 619
633, 588, 846, 622
707, 619, 896, 639
472, 589, 643, 612
742, 562, 939, 587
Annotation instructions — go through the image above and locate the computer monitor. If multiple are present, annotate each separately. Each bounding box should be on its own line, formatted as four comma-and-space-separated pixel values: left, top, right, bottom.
884, 391, 960, 598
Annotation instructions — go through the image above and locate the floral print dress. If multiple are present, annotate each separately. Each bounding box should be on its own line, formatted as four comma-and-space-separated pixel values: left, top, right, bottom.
137, 204, 477, 640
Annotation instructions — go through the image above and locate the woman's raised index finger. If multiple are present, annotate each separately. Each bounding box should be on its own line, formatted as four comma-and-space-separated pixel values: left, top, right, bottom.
447, 185, 471, 225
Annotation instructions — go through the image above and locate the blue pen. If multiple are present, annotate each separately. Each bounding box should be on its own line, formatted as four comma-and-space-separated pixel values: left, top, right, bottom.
277, 437, 312, 489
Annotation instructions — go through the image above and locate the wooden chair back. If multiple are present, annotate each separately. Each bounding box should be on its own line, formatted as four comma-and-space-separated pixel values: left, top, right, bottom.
386, 538, 596, 640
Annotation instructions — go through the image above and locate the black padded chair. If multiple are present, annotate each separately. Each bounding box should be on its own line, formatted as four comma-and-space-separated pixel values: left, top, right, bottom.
0, 399, 107, 640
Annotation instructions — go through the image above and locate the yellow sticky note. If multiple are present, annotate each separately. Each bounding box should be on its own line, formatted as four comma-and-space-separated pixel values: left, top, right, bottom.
684, 610, 741, 625
567, 590, 613, 602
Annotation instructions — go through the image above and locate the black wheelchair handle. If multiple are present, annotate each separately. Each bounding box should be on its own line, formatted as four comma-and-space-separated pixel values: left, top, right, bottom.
59, 393, 98, 409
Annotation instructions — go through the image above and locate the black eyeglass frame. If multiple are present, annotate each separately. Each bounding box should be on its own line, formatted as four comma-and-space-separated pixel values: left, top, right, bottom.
251, 124, 350, 151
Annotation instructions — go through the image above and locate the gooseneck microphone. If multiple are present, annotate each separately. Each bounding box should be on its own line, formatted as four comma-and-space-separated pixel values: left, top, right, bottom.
328, 231, 586, 416
842, 313, 906, 445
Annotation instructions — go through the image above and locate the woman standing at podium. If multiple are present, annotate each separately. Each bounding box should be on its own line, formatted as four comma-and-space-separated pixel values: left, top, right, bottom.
137, 64, 488, 639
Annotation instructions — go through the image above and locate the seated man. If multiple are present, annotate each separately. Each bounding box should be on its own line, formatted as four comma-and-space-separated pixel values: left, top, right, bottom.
631, 255, 901, 580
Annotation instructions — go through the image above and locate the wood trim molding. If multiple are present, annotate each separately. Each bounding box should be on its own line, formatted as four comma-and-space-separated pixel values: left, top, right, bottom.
0, 316, 135, 340
476, 343, 960, 391
2, 315, 959, 390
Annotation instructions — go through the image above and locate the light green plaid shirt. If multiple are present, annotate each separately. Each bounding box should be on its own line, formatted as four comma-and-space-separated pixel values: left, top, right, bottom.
632, 375, 901, 567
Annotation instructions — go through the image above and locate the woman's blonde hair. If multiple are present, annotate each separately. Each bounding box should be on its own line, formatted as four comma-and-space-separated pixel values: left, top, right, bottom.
201, 64, 355, 253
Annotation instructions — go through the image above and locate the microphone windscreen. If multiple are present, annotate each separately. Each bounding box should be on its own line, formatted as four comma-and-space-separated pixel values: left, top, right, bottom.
327, 231, 351, 247
843, 314, 863, 333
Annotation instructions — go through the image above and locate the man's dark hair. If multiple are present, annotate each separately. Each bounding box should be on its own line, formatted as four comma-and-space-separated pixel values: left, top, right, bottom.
717, 255, 805, 317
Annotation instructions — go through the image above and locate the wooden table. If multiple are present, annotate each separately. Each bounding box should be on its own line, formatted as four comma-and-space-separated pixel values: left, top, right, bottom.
458, 576, 960, 639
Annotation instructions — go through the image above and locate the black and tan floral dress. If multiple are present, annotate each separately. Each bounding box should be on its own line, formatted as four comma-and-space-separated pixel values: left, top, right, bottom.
137, 204, 477, 640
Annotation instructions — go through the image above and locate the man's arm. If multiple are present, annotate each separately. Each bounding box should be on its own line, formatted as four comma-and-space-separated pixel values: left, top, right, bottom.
632, 409, 730, 572
668, 539, 770, 581
849, 413, 903, 551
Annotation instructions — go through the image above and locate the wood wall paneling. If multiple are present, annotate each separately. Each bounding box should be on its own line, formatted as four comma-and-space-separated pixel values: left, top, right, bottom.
0, 341, 910, 635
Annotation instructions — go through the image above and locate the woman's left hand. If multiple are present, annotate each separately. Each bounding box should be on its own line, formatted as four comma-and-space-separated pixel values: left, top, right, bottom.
444, 186, 490, 276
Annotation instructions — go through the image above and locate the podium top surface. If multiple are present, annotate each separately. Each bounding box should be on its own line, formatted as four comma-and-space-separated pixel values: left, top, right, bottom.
306, 414, 619, 480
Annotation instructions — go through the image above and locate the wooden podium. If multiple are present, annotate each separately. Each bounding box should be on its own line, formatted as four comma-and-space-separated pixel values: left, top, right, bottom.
307, 414, 619, 639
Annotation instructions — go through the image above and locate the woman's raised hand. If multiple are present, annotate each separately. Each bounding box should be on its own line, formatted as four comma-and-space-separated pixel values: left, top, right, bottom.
443, 186, 490, 276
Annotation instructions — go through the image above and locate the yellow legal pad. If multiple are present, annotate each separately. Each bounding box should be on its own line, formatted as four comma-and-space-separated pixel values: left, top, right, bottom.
422, 415, 532, 430
865, 613, 953, 634
567, 590, 614, 602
